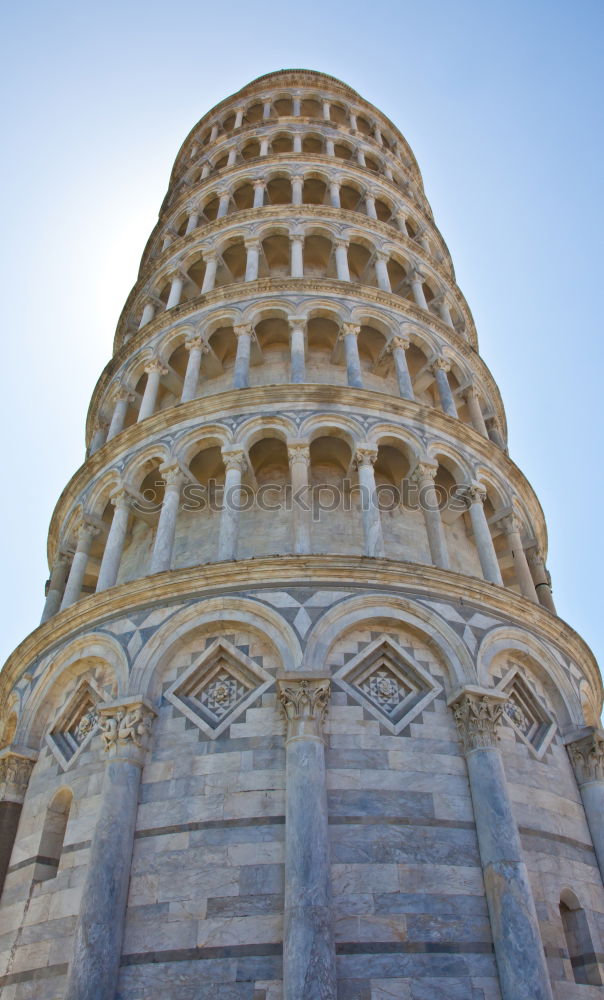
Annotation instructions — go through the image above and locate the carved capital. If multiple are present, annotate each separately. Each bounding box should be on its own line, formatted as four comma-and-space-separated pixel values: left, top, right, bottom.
288, 315, 306, 330
77, 519, 100, 545
355, 445, 378, 468
144, 359, 168, 376
233, 324, 254, 339
567, 730, 604, 784
340, 323, 360, 340
98, 699, 156, 766
390, 335, 410, 352
277, 674, 331, 742
222, 447, 247, 473
159, 463, 185, 490
287, 442, 311, 467
432, 356, 451, 374
501, 514, 523, 536
0, 750, 37, 804
466, 482, 487, 505
110, 487, 131, 510
412, 461, 438, 484
185, 336, 209, 354
449, 689, 506, 753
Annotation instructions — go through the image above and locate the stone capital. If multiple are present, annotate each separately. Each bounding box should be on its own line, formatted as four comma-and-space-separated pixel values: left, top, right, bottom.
355, 445, 378, 468
222, 447, 247, 473
340, 323, 361, 340
448, 687, 507, 753
334, 237, 350, 250
233, 324, 254, 339
565, 729, 604, 785
244, 238, 261, 251
110, 487, 131, 510
144, 358, 168, 376
77, 519, 100, 544
113, 384, 135, 405
159, 462, 185, 490
252, 177, 266, 188
390, 335, 410, 352
98, 698, 156, 767
287, 315, 306, 330
287, 442, 311, 467
277, 673, 331, 742
412, 461, 438, 484
466, 482, 487, 505
462, 383, 480, 401
432, 356, 451, 374
0, 749, 37, 804
185, 335, 209, 354
501, 513, 523, 536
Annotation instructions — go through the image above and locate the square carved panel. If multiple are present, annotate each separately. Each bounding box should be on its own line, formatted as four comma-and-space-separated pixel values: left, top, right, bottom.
496, 666, 557, 758
47, 680, 101, 770
334, 636, 442, 734
165, 638, 273, 739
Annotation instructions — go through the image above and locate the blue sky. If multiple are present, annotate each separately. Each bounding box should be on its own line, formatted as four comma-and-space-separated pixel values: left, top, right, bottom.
0, 1, 602, 688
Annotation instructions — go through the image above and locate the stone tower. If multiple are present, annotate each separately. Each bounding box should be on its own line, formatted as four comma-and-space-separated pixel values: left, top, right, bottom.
0, 69, 602, 1000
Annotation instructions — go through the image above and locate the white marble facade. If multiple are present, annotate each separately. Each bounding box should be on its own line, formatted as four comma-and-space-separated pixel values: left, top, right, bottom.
0, 70, 602, 1000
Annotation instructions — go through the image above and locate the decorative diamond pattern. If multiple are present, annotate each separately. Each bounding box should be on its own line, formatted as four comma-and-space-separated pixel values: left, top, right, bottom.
334, 636, 442, 734
496, 665, 557, 759
47, 680, 102, 770
165, 639, 273, 739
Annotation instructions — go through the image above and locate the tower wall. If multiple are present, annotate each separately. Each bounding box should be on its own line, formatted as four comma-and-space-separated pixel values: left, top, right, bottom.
0, 70, 602, 1000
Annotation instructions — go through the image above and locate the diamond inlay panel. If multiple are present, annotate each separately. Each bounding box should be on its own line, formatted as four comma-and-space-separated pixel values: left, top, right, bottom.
47, 680, 101, 770
165, 639, 273, 739
496, 665, 557, 759
335, 636, 442, 734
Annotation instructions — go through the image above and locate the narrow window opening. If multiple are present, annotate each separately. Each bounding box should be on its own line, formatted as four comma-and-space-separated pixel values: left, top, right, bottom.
33, 787, 73, 882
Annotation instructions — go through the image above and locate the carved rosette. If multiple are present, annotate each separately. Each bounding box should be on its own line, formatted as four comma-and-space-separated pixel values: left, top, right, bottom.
98, 701, 156, 765
567, 731, 604, 785
277, 674, 331, 742
0, 751, 36, 804
450, 690, 506, 754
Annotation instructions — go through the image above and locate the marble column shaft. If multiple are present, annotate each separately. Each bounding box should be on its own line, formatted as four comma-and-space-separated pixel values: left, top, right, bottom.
356, 447, 385, 557
288, 444, 311, 554
245, 241, 260, 281
465, 386, 489, 437
41, 553, 70, 622
233, 326, 253, 388
565, 729, 604, 883
138, 361, 166, 422
64, 700, 155, 1000
181, 337, 207, 403
413, 463, 449, 570
277, 675, 336, 1000
335, 240, 350, 281
61, 522, 99, 610
502, 516, 538, 603
218, 450, 246, 560
107, 389, 132, 441
96, 490, 130, 592
201, 254, 218, 293
390, 336, 414, 400
467, 486, 503, 585
433, 359, 458, 418
340, 325, 363, 388
450, 689, 554, 1000
527, 548, 556, 613
289, 318, 306, 383
290, 236, 304, 278
149, 466, 183, 574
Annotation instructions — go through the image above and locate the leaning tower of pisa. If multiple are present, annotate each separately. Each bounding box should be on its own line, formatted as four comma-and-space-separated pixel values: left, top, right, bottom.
0, 69, 603, 1000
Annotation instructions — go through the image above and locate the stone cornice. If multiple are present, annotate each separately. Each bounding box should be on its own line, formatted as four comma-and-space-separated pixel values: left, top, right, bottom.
72, 386, 529, 566
0, 557, 599, 712
147, 158, 451, 275
169, 70, 423, 192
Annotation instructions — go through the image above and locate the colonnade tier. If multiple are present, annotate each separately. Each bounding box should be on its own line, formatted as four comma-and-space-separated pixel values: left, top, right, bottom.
168, 70, 423, 194
44, 386, 550, 620
142, 156, 453, 277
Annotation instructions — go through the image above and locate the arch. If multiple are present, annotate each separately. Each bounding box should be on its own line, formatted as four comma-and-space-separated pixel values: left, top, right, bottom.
235, 413, 298, 450
303, 594, 473, 689
559, 889, 603, 986
476, 626, 583, 731
130, 597, 302, 699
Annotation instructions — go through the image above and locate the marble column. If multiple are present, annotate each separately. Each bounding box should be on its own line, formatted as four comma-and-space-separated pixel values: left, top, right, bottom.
185, 207, 199, 234
436, 294, 454, 327
89, 419, 108, 455
527, 548, 556, 613
253, 179, 266, 208
288, 442, 311, 554
292, 175, 303, 206
107, 387, 133, 441
234, 107, 244, 128
464, 385, 489, 437
334, 239, 350, 281
233, 325, 253, 388
289, 316, 306, 383
201, 162, 211, 179
325, 138, 335, 157
565, 728, 604, 883
245, 240, 260, 281
0, 750, 37, 896
210, 124, 219, 141
292, 95, 301, 116
227, 149, 237, 168
501, 515, 539, 603
432, 358, 458, 418
65, 699, 156, 1000
290, 234, 304, 278
349, 111, 358, 130
365, 191, 378, 219
263, 100, 272, 119
410, 269, 428, 309
201, 252, 218, 293
356, 148, 366, 167
322, 101, 331, 120
217, 189, 230, 218
181, 336, 208, 403
138, 360, 167, 422
41, 553, 70, 622
218, 448, 247, 560
412, 462, 449, 570
138, 300, 155, 329
356, 446, 385, 557
293, 133, 302, 153
277, 674, 336, 1000
166, 271, 184, 309
486, 418, 505, 450
375, 251, 391, 291
397, 211, 408, 236
449, 688, 554, 1000
390, 336, 414, 400
149, 465, 184, 574
329, 180, 340, 208
260, 137, 269, 156
96, 489, 131, 593
340, 324, 363, 388
60, 520, 99, 610
466, 485, 503, 585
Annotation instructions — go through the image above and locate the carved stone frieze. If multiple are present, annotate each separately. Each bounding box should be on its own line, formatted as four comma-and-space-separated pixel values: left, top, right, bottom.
449, 688, 507, 753
98, 700, 156, 765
